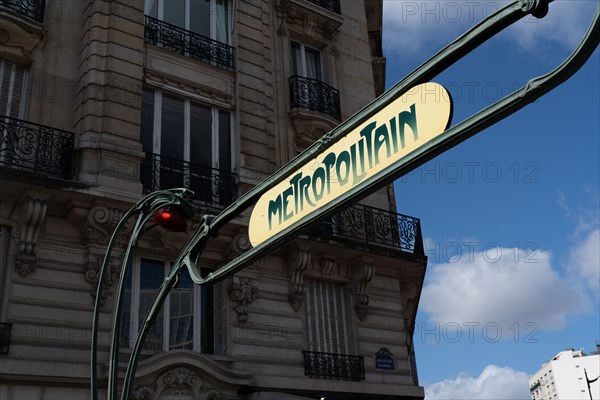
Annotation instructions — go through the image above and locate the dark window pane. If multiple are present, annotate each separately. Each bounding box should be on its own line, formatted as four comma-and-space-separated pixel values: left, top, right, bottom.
160, 94, 185, 189
190, 102, 212, 167
291, 42, 301, 76
164, 0, 186, 28
305, 47, 322, 81
200, 267, 214, 354
169, 268, 194, 350
140, 87, 155, 154
140, 259, 165, 350
190, 0, 211, 38
218, 110, 231, 172
190, 102, 212, 203
216, 0, 228, 44
160, 94, 184, 159
218, 110, 233, 207
144, 0, 158, 18
119, 260, 133, 348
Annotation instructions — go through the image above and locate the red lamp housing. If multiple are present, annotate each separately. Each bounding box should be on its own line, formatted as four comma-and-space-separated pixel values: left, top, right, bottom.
153, 206, 190, 232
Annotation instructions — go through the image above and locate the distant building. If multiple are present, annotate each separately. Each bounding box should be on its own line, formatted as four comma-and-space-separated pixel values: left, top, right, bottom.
529, 347, 600, 400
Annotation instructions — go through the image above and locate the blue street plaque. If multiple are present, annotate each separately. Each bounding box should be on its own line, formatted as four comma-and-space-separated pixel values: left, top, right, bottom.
375, 348, 395, 370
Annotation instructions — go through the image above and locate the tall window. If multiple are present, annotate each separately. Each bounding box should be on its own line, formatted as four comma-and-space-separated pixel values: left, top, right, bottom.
145, 0, 230, 44
0, 226, 9, 305
0, 58, 26, 119
120, 258, 215, 353
140, 87, 232, 205
304, 280, 347, 354
291, 42, 322, 81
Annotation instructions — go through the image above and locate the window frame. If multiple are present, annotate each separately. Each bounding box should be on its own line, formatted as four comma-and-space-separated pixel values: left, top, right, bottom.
291, 41, 324, 82
123, 256, 215, 354
0, 58, 28, 120
143, 87, 233, 172
145, 0, 232, 44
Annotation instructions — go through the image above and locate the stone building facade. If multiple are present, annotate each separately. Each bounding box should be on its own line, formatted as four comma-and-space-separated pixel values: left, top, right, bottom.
0, 0, 426, 399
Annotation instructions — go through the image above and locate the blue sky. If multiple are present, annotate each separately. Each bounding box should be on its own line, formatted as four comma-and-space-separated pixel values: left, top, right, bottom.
383, 0, 600, 398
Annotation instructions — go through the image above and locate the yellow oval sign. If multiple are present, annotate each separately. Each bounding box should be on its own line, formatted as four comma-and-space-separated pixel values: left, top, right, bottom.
249, 82, 453, 247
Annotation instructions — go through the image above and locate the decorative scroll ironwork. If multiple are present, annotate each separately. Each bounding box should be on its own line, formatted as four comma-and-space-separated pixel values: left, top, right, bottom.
303, 350, 365, 381
0, 0, 44, 22
289, 75, 341, 121
310, 203, 422, 254
307, 0, 341, 14
141, 152, 236, 214
369, 31, 383, 58
0, 116, 74, 179
144, 15, 235, 71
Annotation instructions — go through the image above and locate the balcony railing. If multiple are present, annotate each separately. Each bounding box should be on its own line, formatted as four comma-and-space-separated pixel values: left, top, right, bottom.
309, 204, 424, 255
369, 31, 383, 58
303, 351, 364, 381
141, 153, 236, 214
289, 75, 341, 121
0, 116, 74, 179
0, 0, 44, 22
144, 15, 235, 71
307, 0, 341, 14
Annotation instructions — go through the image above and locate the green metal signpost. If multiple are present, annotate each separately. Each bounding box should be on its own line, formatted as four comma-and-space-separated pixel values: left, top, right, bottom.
91, 1, 600, 399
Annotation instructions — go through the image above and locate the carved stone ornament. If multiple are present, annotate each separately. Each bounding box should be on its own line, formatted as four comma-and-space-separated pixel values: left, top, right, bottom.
163, 366, 198, 387
84, 251, 122, 306
287, 247, 311, 311
352, 258, 374, 321
225, 232, 263, 270
229, 276, 257, 322
85, 205, 132, 247
15, 192, 50, 277
401, 280, 419, 330
131, 385, 154, 400
132, 366, 222, 400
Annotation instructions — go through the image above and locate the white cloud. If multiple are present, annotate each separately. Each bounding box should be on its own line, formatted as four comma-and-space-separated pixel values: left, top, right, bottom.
503, 0, 596, 51
426, 365, 530, 400
569, 229, 600, 294
420, 245, 585, 334
383, 0, 595, 57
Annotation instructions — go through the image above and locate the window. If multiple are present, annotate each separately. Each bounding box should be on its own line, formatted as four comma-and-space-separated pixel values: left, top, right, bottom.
0, 226, 9, 303
145, 0, 230, 44
291, 42, 322, 81
140, 87, 233, 206
120, 258, 214, 353
304, 280, 347, 354
0, 58, 26, 119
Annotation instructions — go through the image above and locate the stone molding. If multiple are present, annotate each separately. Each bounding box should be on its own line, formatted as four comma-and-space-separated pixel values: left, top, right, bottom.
15, 192, 50, 277
84, 247, 122, 306
132, 366, 222, 400
84, 205, 132, 246
277, 0, 344, 40
286, 246, 311, 311
229, 276, 258, 322
351, 257, 374, 321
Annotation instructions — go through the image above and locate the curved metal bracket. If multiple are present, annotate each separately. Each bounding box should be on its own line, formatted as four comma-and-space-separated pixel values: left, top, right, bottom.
182, 0, 600, 288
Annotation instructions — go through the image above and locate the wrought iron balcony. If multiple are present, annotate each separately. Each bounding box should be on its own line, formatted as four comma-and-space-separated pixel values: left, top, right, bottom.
309, 204, 424, 255
289, 75, 341, 121
0, 115, 74, 179
0, 0, 44, 22
303, 351, 364, 381
144, 15, 235, 71
307, 0, 341, 14
369, 31, 383, 58
141, 152, 236, 214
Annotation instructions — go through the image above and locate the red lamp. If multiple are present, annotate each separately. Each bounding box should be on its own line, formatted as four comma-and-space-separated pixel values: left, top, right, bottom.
153, 206, 190, 232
